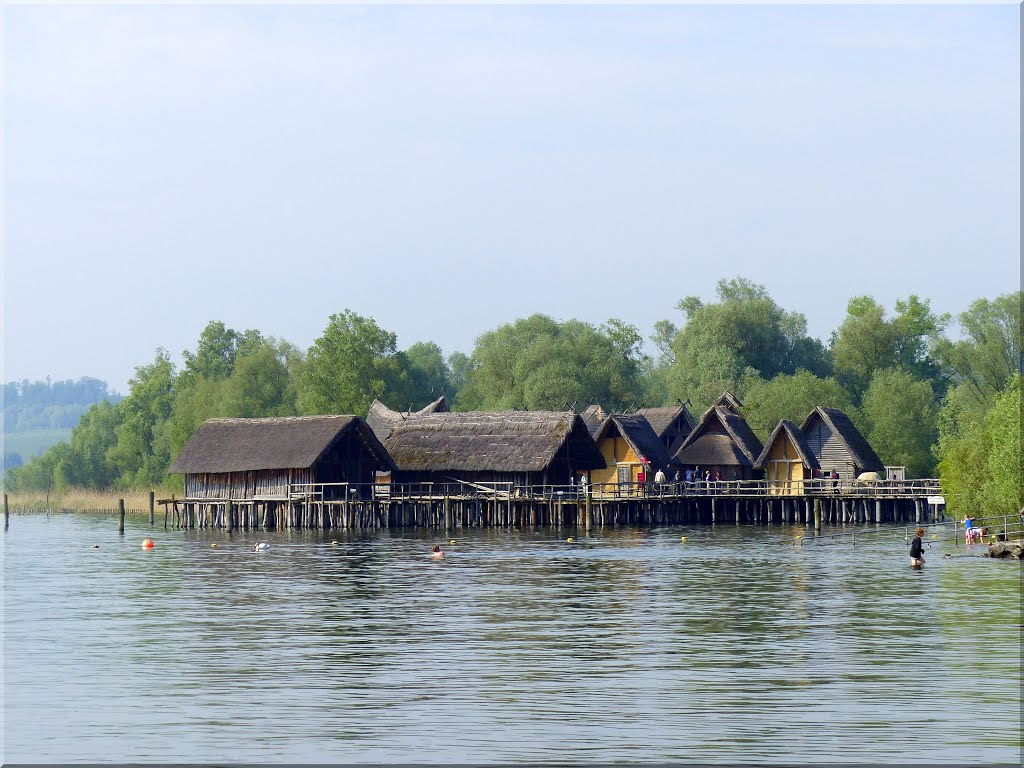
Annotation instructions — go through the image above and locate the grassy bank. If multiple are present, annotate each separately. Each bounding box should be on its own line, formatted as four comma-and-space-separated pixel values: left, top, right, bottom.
2, 487, 179, 514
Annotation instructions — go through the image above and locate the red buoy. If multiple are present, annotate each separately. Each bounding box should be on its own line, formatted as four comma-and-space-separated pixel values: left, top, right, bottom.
142, 539, 155, 549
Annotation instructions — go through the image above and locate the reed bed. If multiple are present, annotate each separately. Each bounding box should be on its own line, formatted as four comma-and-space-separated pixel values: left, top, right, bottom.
3, 487, 176, 514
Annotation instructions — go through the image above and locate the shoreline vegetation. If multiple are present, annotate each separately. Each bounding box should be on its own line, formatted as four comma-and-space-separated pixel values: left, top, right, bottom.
4, 489, 169, 514
2, 279, 1020, 523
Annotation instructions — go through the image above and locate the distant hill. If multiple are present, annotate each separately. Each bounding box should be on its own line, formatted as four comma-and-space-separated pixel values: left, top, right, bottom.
3, 378, 122, 469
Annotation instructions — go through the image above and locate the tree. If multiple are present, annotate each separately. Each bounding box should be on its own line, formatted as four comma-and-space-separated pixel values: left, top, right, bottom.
933, 292, 1021, 408
663, 278, 831, 410
665, 346, 744, 414
179, 321, 263, 385
404, 341, 452, 408
217, 340, 297, 418
106, 350, 176, 487
447, 352, 473, 404
456, 314, 646, 411
298, 310, 409, 415
939, 375, 1022, 523
740, 370, 857, 440
832, 295, 948, 402
55, 400, 123, 488
860, 369, 938, 477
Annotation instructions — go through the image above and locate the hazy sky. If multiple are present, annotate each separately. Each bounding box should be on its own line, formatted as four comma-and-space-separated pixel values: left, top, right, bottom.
3, 4, 1019, 393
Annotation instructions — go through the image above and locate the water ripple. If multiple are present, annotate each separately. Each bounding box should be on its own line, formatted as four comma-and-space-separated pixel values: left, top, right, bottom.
3, 514, 1021, 763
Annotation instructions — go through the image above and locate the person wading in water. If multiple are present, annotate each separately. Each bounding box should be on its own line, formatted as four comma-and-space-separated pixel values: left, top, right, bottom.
910, 527, 926, 569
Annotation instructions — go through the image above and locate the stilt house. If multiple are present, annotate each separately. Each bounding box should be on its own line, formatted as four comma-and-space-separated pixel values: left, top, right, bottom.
383, 411, 606, 489
753, 420, 819, 495
169, 415, 395, 502
672, 404, 764, 481
634, 403, 697, 454
800, 406, 884, 483
591, 414, 674, 494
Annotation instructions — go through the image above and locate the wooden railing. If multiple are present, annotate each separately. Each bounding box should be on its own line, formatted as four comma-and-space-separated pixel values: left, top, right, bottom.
284, 478, 942, 504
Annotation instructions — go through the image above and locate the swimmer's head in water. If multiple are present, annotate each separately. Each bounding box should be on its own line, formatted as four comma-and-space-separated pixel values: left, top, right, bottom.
915, 527, 924, 537
433, 545, 440, 552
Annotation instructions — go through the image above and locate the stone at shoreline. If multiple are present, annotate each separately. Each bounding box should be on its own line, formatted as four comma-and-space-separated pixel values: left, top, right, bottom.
984, 540, 1024, 559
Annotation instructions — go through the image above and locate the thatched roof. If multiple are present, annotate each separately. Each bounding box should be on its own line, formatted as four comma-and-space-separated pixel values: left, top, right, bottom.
169, 415, 395, 474
384, 411, 606, 473
366, 395, 450, 443
753, 420, 820, 470
673, 405, 763, 468
635, 404, 696, 439
580, 404, 607, 438
715, 391, 744, 414
594, 414, 674, 471
801, 406, 883, 472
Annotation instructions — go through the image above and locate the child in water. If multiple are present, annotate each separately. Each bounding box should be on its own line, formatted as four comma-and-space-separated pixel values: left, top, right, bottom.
910, 527, 925, 568
432, 545, 445, 559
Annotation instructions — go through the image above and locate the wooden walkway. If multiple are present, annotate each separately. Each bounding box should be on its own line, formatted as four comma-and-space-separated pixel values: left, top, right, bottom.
156, 479, 944, 532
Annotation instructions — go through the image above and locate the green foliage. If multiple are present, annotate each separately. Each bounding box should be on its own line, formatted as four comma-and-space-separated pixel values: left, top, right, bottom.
456, 314, 646, 411
860, 369, 937, 477
740, 370, 856, 440
6, 284, 1014, 496
447, 352, 473, 400
932, 292, 1021, 408
3, 377, 119, 432
298, 310, 409, 416
832, 295, 947, 402
57, 400, 123, 488
106, 351, 176, 487
939, 375, 1022, 523
663, 278, 830, 412
404, 342, 453, 408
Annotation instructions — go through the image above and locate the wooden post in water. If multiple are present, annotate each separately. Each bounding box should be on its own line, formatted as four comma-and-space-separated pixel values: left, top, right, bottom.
813, 498, 822, 531
875, 498, 882, 525
149, 490, 155, 526
118, 499, 125, 535
227, 500, 234, 532
584, 490, 592, 532
4, 493, 8, 531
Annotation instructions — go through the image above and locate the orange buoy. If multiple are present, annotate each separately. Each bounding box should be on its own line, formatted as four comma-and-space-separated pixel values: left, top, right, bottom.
142, 539, 155, 549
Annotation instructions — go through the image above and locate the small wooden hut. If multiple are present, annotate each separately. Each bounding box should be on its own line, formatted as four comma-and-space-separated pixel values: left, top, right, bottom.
591, 414, 674, 493
366, 395, 449, 443
672, 405, 764, 481
383, 411, 606, 489
169, 415, 395, 502
635, 403, 697, 454
800, 406, 884, 483
752, 420, 819, 495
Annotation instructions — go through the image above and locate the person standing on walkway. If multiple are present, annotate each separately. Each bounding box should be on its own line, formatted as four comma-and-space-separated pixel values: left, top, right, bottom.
910, 527, 926, 568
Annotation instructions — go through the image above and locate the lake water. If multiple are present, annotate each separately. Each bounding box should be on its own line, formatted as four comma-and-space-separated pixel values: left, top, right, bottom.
3, 513, 1021, 763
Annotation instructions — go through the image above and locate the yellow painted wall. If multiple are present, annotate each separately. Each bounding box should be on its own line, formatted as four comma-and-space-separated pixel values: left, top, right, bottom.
593, 435, 643, 493
765, 433, 806, 495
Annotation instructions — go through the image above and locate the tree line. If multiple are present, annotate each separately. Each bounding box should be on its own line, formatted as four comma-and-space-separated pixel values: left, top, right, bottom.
4, 279, 1020, 518
3, 377, 121, 433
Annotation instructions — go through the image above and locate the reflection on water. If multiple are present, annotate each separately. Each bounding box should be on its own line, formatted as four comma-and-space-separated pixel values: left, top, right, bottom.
4, 515, 1021, 763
